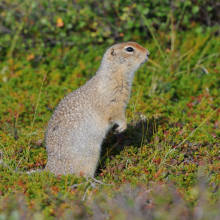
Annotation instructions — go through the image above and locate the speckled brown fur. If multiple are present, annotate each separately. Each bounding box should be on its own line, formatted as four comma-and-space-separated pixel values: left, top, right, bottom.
45, 42, 150, 177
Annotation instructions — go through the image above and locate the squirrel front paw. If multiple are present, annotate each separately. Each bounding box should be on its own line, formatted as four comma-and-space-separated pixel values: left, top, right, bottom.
116, 122, 127, 133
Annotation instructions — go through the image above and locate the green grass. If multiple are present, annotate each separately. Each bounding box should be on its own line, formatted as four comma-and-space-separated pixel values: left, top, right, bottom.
0, 26, 220, 219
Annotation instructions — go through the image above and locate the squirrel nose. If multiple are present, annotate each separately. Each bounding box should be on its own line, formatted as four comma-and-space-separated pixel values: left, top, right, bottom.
147, 50, 150, 56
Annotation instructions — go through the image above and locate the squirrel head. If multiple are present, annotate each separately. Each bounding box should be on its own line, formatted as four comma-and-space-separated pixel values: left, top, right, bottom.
99, 42, 150, 78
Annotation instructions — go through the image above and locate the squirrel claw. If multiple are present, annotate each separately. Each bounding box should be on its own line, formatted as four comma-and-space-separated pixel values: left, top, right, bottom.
116, 124, 127, 133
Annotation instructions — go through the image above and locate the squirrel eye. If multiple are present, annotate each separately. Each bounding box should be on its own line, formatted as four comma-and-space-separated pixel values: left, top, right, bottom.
125, 47, 134, 52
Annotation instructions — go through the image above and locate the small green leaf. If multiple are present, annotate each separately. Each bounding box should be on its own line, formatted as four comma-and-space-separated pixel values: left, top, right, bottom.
192, 5, 199, 14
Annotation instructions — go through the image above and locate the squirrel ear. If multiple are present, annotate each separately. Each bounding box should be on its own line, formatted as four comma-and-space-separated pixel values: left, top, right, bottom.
111, 48, 116, 57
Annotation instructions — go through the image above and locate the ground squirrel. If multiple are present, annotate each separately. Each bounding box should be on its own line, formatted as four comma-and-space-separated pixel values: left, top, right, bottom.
45, 42, 150, 177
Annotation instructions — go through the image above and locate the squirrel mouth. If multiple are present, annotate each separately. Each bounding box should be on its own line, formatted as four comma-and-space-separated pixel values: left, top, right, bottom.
140, 57, 149, 66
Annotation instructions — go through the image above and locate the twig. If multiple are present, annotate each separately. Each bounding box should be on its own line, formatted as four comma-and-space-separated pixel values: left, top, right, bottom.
162, 162, 175, 168
87, 182, 96, 200
71, 182, 85, 188
92, 178, 112, 185
82, 185, 90, 201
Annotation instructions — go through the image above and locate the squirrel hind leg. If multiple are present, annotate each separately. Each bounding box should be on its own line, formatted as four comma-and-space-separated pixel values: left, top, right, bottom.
45, 153, 100, 177
75, 150, 101, 177
44, 158, 58, 174
44, 157, 66, 175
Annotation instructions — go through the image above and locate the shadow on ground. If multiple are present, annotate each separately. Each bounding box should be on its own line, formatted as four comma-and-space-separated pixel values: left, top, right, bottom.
96, 116, 167, 176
